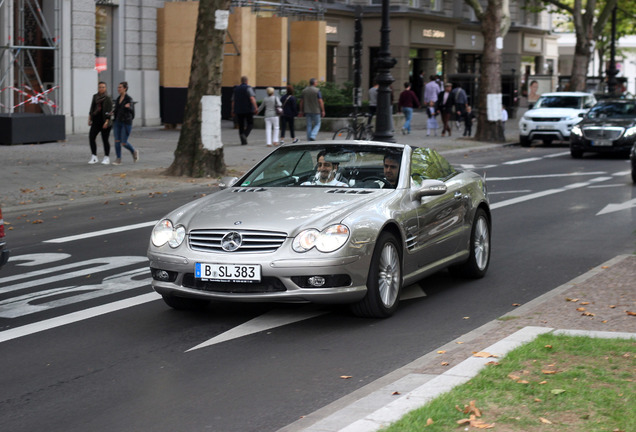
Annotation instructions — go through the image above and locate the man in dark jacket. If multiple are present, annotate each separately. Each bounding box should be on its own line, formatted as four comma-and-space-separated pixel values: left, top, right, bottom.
436, 83, 455, 136
231, 76, 258, 145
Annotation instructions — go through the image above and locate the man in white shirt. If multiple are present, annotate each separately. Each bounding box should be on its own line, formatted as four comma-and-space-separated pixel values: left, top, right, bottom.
302, 151, 348, 187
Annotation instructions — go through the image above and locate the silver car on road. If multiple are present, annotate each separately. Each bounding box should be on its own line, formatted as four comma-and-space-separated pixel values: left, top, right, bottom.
148, 141, 491, 318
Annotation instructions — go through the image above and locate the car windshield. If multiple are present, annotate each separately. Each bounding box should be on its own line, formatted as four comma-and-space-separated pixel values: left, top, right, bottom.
534, 96, 583, 109
238, 144, 404, 189
586, 101, 636, 119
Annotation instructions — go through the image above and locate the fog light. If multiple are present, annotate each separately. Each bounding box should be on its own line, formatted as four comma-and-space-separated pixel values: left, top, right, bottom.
152, 268, 172, 281
308, 276, 326, 287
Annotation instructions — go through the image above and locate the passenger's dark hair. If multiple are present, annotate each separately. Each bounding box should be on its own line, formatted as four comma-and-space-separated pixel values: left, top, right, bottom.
119, 81, 128, 90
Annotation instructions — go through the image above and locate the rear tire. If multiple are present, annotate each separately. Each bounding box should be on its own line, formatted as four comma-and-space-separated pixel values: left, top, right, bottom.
351, 232, 402, 318
162, 295, 209, 310
570, 147, 583, 158
333, 127, 353, 140
449, 208, 491, 279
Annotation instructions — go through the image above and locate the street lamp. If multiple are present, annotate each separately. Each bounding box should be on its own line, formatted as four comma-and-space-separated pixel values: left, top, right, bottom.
372, 0, 397, 143
607, 5, 618, 94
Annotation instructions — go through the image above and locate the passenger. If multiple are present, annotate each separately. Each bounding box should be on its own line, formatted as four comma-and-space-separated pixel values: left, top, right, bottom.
302, 151, 348, 187
383, 152, 401, 188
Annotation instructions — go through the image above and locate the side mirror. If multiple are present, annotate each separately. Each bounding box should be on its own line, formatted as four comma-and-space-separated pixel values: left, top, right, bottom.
578, 112, 585, 118
219, 176, 239, 189
411, 179, 447, 201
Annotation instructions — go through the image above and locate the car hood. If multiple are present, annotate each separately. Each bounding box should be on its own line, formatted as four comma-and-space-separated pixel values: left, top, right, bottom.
580, 117, 636, 128
167, 187, 389, 235
525, 108, 585, 118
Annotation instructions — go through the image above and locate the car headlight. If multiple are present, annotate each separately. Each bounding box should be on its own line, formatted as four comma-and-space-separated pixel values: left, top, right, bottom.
151, 219, 186, 248
293, 224, 350, 253
570, 125, 583, 137
624, 126, 636, 138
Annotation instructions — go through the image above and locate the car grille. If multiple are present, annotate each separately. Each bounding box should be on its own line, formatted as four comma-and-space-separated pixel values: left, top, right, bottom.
189, 229, 287, 253
582, 126, 624, 141
530, 117, 561, 122
183, 273, 286, 293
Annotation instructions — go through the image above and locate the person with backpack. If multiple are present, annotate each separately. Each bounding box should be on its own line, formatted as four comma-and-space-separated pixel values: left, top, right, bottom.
112, 81, 138, 165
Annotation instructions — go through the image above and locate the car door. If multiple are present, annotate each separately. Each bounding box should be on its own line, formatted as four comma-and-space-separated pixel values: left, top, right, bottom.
405, 148, 468, 273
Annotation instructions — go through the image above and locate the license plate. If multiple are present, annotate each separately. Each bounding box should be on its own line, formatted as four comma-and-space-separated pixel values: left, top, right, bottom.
536, 125, 554, 130
195, 263, 261, 282
592, 139, 612, 146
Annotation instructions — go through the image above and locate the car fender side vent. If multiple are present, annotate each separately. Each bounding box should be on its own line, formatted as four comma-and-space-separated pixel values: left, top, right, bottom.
233, 187, 267, 193
326, 189, 373, 195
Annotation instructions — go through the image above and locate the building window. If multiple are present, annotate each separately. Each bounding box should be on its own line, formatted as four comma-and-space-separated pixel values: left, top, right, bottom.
327, 45, 337, 83
431, 0, 443, 12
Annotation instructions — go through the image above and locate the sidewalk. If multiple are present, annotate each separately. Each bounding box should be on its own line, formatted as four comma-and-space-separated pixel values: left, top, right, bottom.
0, 110, 512, 213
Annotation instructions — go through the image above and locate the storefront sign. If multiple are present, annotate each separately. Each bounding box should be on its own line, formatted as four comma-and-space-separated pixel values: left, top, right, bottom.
422, 29, 445, 38
523, 36, 542, 53
411, 23, 453, 46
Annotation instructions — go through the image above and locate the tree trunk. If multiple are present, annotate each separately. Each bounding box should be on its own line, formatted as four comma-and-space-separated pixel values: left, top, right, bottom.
569, 34, 592, 92
165, 0, 231, 178
474, 0, 505, 142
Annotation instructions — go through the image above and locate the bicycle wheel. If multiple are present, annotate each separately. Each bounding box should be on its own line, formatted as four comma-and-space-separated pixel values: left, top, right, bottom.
360, 125, 374, 140
333, 127, 354, 140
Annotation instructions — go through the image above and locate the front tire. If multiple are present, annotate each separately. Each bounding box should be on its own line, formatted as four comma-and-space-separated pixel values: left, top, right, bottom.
351, 232, 402, 318
333, 127, 353, 140
570, 147, 583, 158
449, 208, 491, 278
520, 136, 531, 147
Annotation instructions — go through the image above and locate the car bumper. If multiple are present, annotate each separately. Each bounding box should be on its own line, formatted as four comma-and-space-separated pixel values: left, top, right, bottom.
519, 121, 579, 142
570, 136, 634, 154
148, 250, 371, 304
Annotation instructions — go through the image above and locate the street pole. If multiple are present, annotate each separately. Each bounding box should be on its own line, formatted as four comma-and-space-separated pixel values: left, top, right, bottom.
372, 0, 396, 143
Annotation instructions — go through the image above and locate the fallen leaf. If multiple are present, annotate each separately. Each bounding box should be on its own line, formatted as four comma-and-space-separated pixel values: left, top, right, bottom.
601, 265, 609, 269
462, 400, 482, 417
463, 316, 470, 320
609, 305, 616, 308
539, 380, 548, 385
456, 341, 464, 344
426, 418, 434, 426
508, 373, 520, 381
517, 380, 529, 384
474, 352, 498, 358
512, 303, 521, 307
566, 297, 579, 302
626, 311, 636, 316
392, 391, 400, 396
576, 307, 586, 312
582, 311, 595, 316
340, 375, 352, 379
542, 370, 557, 374
544, 345, 553, 349
32, 219, 44, 224
580, 301, 590, 305
534, 398, 542, 402
486, 361, 500, 366
551, 389, 566, 395
437, 350, 446, 354
441, 361, 450, 366
539, 417, 553, 424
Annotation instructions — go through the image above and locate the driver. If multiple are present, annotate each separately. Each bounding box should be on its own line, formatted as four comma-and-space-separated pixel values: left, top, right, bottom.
383, 152, 401, 188
302, 150, 348, 187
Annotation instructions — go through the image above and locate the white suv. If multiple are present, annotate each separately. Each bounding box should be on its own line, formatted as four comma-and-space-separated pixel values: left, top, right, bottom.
519, 92, 596, 147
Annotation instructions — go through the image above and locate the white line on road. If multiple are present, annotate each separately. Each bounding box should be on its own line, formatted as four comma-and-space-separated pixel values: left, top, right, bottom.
0, 292, 161, 344
491, 176, 612, 210
487, 172, 606, 181
44, 221, 158, 244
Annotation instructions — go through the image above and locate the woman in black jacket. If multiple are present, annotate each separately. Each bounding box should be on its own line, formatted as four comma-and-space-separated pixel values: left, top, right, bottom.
112, 81, 139, 165
279, 85, 299, 144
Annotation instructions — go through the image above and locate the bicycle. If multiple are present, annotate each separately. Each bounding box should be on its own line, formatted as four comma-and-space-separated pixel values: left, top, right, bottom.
332, 112, 374, 140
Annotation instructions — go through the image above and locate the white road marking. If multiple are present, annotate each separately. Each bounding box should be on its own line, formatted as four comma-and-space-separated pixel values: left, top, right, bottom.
487, 172, 606, 181
488, 190, 532, 195
0, 292, 160, 344
503, 157, 542, 165
491, 176, 612, 210
186, 308, 329, 351
596, 197, 636, 216
8, 253, 71, 266
44, 221, 158, 244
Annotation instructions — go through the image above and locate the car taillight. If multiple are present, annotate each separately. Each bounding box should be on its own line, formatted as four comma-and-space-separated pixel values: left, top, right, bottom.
0, 208, 5, 239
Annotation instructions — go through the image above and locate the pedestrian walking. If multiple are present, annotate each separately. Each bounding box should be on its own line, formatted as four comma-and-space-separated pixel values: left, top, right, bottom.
397, 82, 420, 134
452, 83, 468, 126
87, 81, 113, 165
257, 87, 281, 147
111, 81, 138, 165
279, 85, 299, 144
423, 75, 440, 105
436, 83, 455, 136
298, 78, 325, 141
426, 101, 439, 136
368, 81, 379, 122
463, 105, 475, 137
501, 106, 508, 133
231, 76, 258, 145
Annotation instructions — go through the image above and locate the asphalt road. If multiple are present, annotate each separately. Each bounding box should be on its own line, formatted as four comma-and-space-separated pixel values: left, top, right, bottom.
0, 144, 634, 432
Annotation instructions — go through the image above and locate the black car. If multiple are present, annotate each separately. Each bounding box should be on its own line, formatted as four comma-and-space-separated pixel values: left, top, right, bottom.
570, 98, 636, 158
0, 207, 9, 270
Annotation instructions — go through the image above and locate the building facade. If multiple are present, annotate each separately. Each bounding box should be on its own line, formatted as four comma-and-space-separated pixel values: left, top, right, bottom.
0, 0, 556, 135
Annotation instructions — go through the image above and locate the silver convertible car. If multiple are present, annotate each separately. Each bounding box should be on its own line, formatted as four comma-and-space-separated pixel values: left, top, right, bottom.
148, 141, 491, 318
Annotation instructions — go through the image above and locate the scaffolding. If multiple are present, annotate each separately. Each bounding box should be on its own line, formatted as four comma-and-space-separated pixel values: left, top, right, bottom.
0, 0, 61, 115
